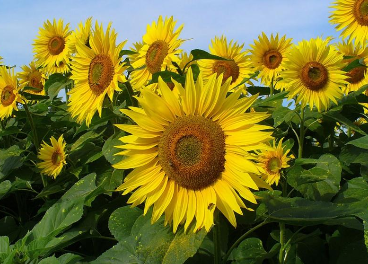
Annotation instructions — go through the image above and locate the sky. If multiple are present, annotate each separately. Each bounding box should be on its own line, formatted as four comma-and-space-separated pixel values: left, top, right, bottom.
0, 0, 340, 69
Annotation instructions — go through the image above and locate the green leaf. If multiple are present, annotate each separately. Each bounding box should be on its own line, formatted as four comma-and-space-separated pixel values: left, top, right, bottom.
287, 154, 342, 201
21, 92, 49, 101
102, 132, 125, 165
119, 49, 136, 57
0, 126, 21, 137
323, 110, 367, 135
71, 129, 105, 152
0, 145, 23, 180
230, 238, 268, 264
45, 73, 72, 100
190, 49, 228, 61
150, 70, 185, 85
348, 135, 368, 149
0, 180, 11, 200
343, 58, 366, 72
0, 236, 10, 259
252, 91, 288, 108
38, 253, 83, 264
94, 206, 207, 264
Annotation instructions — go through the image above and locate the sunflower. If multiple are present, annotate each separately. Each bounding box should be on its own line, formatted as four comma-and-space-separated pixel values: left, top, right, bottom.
33, 19, 72, 69
335, 40, 368, 93
281, 37, 347, 112
249, 32, 292, 90
37, 135, 67, 178
330, 0, 368, 45
68, 22, 128, 126
69, 17, 92, 54
44, 59, 70, 75
114, 69, 272, 233
257, 139, 294, 186
18, 61, 46, 95
0, 66, 22, 120
198, 36, 252, 91
129, 16, 184, 91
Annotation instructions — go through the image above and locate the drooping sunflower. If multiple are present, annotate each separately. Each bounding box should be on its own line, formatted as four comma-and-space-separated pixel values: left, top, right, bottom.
18, 61, 46, 95
335, 40, 368, 93
68, 22, 128, 126
69, 17, 92, 54
249, 32, 292, 89
114, 69, 273, 233
257, 139, 294, 186
330, 0, 368, 45
0, 66, 22, 120
33, 19, 72, 69
281, 37, 347, 112
129, 16, 184, 91
37, 135, 67, 178
198, 36, 252, 91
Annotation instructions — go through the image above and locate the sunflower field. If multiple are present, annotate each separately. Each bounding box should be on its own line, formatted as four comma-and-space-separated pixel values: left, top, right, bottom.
1, 1, 368, 263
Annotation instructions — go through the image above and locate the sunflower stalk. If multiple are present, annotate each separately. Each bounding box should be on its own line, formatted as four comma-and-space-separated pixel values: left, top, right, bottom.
298, 108, 305, 159
278, 178, 288, 264
23, 101, 39, 149
213, 210, 222, 264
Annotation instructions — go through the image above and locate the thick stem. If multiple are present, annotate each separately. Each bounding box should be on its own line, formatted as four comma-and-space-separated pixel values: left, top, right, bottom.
270, 78, 275, 96
298, 108, 305, 159
23, 102, 39, 149
213, 210, 222, 264
278, 176, 288, 263
222, 221, 269, 264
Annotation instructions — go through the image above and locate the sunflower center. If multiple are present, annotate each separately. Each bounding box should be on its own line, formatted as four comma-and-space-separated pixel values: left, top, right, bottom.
88, 54, 114, 96
48, 36, 65, 55
146, 40, 169, 74
263, 50, 283, 69
159, 116, 226, 190
212, 60, 240, 84
1, 85, 16, 106
347, 66, 366, 84
300, 62, 328, 91
354, 0, 368, 25
51, 151, 62, 165
267, 157, 281, 174
29, 72, 43, 93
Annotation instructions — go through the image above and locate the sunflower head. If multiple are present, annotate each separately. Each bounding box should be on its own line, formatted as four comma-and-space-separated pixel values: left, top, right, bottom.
330, 0, 368, 45
249, 32, 293, 89
33, 19, 72, 69
38, 135, 67, 178
281, 37, 347, 112
258, 139, 294, 186
68, 21, 128, 126
69, 17, 92, 54
336, 40, 368, 93
0, 66, 22, 120
129, 16, 184, 91
198, 36, 251, 90
44, 59, 70, 75
18, 61, 46, 95
113, 69, 272, 233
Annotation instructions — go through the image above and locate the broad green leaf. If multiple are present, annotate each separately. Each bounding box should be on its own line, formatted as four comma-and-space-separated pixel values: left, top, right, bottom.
253, 91, 288, 107
0, 126, 21, 137
287, 154, 342, 201
70, 128, 105, 152
102, 132, 125, 165
0, 236, 10, 259
150, 70, 185, 85
45, 73, 73, 100
0, 180, 11, 200
38, 253, 83, 264
190, 49, 228, 61
0, 145, 23, 180
94, 206, 206, 264
348, 135, 368, 149
323, 110, 367, 135
21, 92, 49, 101
343, 58, 366, 72
230, 238, 268, 264
119, 49, 137, 57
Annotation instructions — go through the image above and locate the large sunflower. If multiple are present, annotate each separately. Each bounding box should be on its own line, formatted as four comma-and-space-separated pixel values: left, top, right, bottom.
0, 66, 22, 120
257, 139, 294, 186
330, 0, 368, 45
114, 69, 272, 233
249, 32, 292, 89
198, 36, 251, 91
37, 135, 67, 178
281, 37, 347, 112
129, 16, 184, 91
18, 61, 46, 95
69, 17, 92, 54
336, 40, 368, 93
68, 22, 128, 126
33, 19, 72, 69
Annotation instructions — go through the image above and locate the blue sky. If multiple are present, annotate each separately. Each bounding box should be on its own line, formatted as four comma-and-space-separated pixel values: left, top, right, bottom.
0, 0, 340, 68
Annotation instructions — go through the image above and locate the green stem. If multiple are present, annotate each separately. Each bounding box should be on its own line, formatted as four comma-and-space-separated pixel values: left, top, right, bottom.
23, 102, 39, 149
298, 108, 305, 159
278, 177, 288, 263
270, 78, 275, 96
222, 220, 269, 264
124, 82, 138, 107
213, 210, 222, 264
